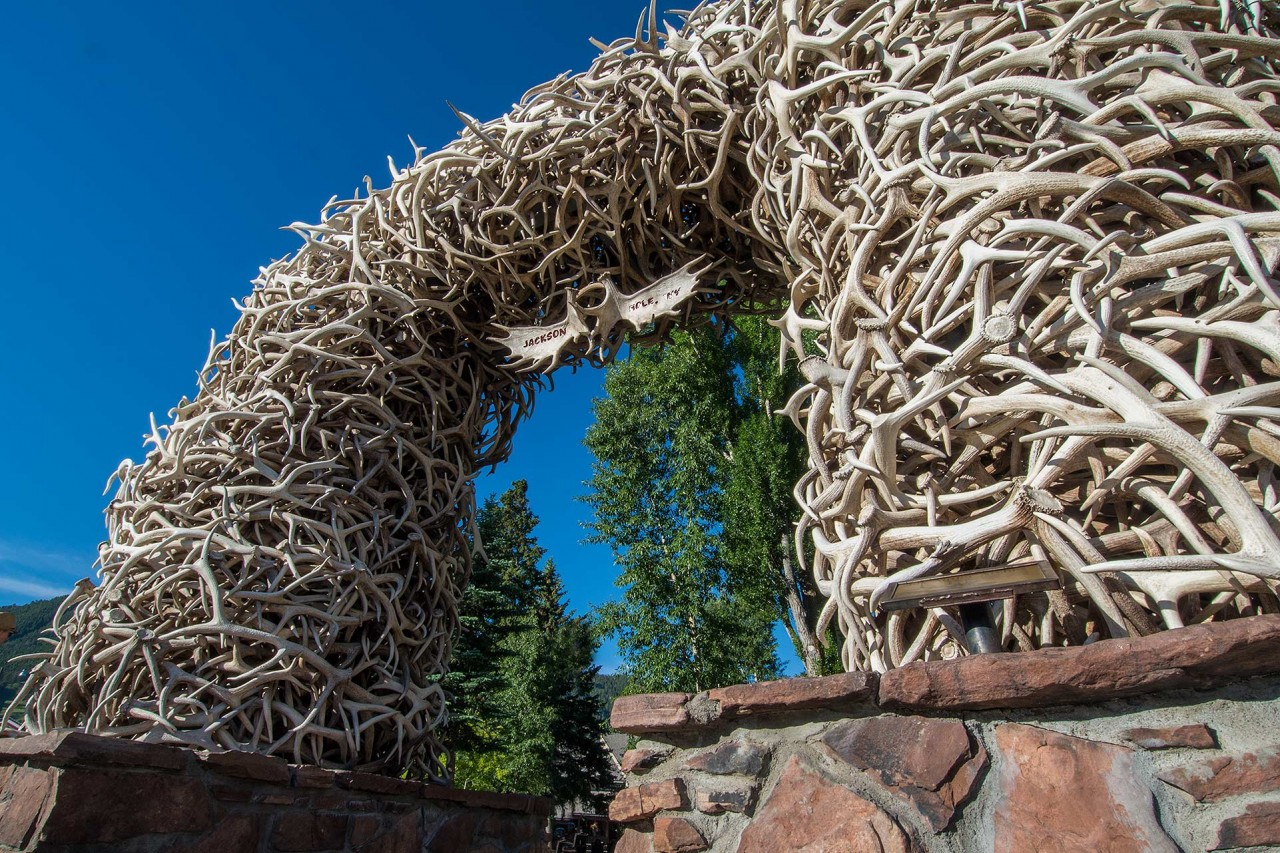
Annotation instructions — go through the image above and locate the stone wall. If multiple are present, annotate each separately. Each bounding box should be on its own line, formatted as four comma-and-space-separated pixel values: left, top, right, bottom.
0, 732, 549, 852
607, 615, 1280, 853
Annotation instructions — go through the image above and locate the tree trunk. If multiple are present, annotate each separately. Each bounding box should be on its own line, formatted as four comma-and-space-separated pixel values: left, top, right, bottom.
780, 535, 822, 676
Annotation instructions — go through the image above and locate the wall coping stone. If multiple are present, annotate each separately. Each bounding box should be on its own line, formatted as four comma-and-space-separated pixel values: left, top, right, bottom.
710, 670, 877, 719
198, 748, 290, 782
0, 730, 552, 816
879, 612, 1280, 712
612, 693, 693, 732
611, 615, 1280, 734
0, 731, 190, 771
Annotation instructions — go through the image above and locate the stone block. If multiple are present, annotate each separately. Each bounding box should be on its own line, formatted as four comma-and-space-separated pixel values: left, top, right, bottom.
270, 811, 348, 851
210, 783, 254, 802
615, 827, 653, 853
1121, 724, 1217, 750
609, 779, 689, 823
693, 779, 757, 815
993, 723, 1177, 853
0, 732, 547, 853
879, 615, 1280, 712
350, 814, 382, 846
354, 811, 422, 853
379, 800, 417, 814
653, 816, 707, 853
0, 764, 56, 850
163, 814, 263, 853
1212, 801, 1280, 850
308, 788, 358, 810
427, 812, 479, 852
419, 783, 551, 815
292, 764, 337, 789
612, 693, 693, 733
478, 810, 539, 846
683, 738, 769, 776
1159, 748, 1280, 802
42, 766, 212, 844
622, 746, 673, 774
737, 755, 914, 852
821, 715, 987, 832
708, 671, 876, 719
336, 770, 422, 797
200, 748, 291, 782
0, 730, 188, 771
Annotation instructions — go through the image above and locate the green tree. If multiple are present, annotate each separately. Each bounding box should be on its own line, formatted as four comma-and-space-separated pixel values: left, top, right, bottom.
584, 321, 782, 693
444, 557, 516, 787
584, 316, 839, 691
443, 489, 528, 782
447, 482, 614, 807
723, 316, 841, 676
503, 561, 616, 808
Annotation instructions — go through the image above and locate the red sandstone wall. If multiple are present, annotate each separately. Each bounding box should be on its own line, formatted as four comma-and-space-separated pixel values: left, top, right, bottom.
607, 616, 1280, 853
0, 732, 549, 853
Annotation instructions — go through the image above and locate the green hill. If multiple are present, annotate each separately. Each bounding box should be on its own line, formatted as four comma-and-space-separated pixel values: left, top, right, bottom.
0, 596, 63, 711
592, 672, 629, 724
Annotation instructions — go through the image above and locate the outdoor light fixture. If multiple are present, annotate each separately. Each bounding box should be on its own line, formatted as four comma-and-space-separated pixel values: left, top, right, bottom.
878, 559, 1062, 655
877, 558, 1062, 612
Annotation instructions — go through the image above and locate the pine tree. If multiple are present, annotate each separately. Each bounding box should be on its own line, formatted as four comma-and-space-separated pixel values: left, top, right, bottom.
446, 488, 527, 788
543, 565, 616, 808
447, 482, 614, 806
504, 560, 616, 808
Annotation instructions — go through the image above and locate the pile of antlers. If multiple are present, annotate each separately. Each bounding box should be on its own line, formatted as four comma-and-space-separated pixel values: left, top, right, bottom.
7, 0, 1280, 775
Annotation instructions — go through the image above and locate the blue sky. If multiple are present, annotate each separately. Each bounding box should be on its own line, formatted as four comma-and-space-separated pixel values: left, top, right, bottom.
0, 1, 800, 674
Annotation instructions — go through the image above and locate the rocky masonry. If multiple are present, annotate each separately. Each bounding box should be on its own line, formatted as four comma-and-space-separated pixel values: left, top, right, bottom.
0, 732, 549, 853
608, 616, 1280, 852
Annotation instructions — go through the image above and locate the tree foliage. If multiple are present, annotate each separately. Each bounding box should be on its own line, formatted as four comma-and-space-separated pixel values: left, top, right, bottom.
447, 481, 615, 808
585, 315, 838, 694
722, 317, 843, 676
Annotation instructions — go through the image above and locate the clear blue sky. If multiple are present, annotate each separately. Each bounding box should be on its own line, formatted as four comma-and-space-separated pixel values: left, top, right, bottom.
0, 0, 800, 674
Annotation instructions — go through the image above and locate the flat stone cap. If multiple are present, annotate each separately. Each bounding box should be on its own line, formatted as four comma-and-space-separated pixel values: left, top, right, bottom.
879, 612, 1280, 712
611, 671, 877, 734
610, 615, 1280, 734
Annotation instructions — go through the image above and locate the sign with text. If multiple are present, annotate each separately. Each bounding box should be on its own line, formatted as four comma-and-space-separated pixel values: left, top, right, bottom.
496, 259, 710, 371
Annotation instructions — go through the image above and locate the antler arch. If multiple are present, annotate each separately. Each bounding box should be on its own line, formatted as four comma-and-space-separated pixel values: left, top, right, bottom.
9, 0, 1280, 778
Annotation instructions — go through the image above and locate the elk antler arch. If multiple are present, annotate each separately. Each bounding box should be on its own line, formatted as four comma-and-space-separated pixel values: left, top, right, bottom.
10, 0, 1280, 780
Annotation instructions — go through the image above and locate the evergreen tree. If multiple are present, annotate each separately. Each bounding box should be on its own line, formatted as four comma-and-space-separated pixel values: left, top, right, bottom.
504, 560, 616, 808
445, 490, 526, 788
447, 482, 614, 806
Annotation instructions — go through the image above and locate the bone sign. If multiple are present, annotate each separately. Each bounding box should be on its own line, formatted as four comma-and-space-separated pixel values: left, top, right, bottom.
495, 259, 710, 371
6, 0, 1280, 779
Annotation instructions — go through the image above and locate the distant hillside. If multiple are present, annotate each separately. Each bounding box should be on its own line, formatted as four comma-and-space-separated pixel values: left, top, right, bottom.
0, 596, 62, 712
592, 672, 629, 724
